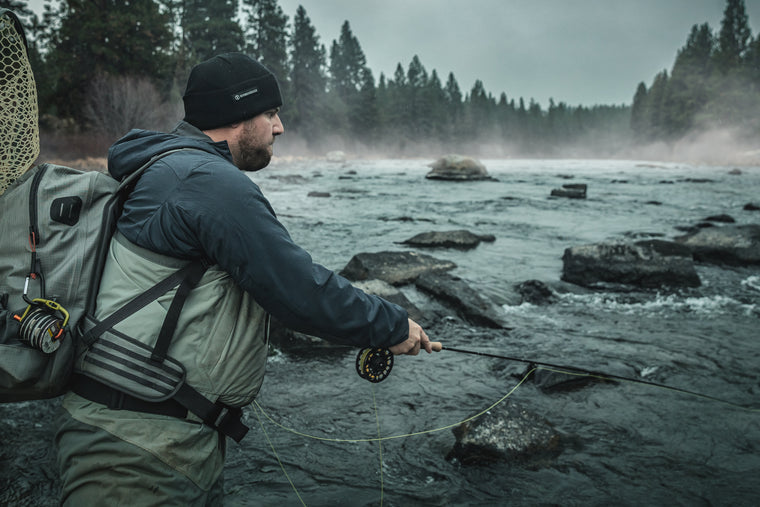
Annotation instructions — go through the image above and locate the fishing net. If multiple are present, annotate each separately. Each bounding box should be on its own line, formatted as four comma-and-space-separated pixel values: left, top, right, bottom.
0, 10, 39, 196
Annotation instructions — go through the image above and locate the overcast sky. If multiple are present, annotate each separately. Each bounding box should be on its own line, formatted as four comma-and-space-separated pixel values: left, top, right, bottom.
23, 0, 760, 107
276, 0, 760, 107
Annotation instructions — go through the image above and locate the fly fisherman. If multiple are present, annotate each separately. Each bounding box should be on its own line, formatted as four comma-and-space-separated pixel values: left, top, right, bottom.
56, 52, 433, 505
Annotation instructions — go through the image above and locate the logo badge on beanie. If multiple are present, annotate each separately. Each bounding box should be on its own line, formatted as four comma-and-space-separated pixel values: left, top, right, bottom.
233, 87, 259, 102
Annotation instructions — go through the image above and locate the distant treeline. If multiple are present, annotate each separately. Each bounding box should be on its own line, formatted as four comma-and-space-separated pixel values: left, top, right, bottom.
4, 0, 758, 156
632, 0, 760, 143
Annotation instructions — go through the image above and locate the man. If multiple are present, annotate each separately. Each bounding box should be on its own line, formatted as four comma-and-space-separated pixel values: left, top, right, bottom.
56, 52, 433, 505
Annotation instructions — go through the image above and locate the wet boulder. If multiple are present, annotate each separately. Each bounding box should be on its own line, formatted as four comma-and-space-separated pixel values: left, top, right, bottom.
744, 203, 760, 211
352, 279, 426, 325
550, 183, 587, 199
674, 224, 760, 266
340, 251, 456, 286
400, 230, 495, 250
414, 272, 508, 328
561, 239, 701, 289
447, 401, 562, 466
425, 154, 493, 181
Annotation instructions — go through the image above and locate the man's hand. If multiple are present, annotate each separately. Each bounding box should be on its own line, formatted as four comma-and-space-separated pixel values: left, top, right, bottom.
388, 318, 438, 356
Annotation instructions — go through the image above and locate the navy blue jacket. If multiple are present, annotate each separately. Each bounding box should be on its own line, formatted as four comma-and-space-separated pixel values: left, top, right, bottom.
107, 121, 408, 348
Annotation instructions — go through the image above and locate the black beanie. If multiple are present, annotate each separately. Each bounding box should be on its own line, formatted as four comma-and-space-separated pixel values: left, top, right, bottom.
183, 52, 283, 130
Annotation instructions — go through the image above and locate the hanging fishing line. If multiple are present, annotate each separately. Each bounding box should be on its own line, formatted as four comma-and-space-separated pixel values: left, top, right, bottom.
253, 343, 757, 505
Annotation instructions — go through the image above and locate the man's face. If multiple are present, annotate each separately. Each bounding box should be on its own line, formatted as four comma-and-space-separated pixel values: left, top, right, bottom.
232, 108, 284, 172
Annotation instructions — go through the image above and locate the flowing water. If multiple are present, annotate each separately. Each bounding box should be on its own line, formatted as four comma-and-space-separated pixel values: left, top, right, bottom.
1, 158, 759, 506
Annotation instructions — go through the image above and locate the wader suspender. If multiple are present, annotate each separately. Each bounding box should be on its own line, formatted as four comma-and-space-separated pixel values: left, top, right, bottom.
70, 149, 249, 443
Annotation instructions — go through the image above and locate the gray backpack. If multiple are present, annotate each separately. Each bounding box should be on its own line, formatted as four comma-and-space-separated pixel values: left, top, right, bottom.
0, 163, 118, 401
0, 152, 186, 402
0, 156, 250, 441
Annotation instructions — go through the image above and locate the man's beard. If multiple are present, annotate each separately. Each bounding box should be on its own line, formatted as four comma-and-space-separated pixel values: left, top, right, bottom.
233, 123, 272, 172
235, 142, 271, 172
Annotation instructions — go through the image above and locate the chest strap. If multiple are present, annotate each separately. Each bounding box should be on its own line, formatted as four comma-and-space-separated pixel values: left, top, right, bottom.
71, 374, 248, 442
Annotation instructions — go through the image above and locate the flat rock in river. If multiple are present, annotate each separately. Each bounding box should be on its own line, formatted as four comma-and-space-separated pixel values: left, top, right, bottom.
674, 224, 760, 266
399, 229, 495, 250
414, 271, 508, 328
561, 239, 701, 289
340, 251, 456, 286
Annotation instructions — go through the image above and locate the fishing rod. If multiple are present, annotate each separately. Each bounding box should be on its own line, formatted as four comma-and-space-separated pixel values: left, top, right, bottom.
355, 343, 756, 410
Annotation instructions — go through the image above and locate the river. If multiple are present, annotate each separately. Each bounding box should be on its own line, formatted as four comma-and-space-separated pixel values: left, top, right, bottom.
1, 158, 759, 506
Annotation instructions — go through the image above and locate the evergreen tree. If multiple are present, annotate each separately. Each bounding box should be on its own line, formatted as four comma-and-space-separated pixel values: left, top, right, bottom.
242, 0, 289, 103
662, 23, 714, 135
406, 55, 430, 136
630, 82, 648, 137
424, 69, 449, 144
713, 0, 751, 73
443, 72, 463, 141
42, 0, 173, 122
288, 5, 326, 142
465, 80, 495, 141
181, 0, 243, 64
644, 70, 669, 139
328, 21, 374, 140
328, 21, 367, 99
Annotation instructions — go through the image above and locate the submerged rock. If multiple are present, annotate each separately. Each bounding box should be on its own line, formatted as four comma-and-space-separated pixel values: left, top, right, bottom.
447, 401, 562, 466
425, 154, 493, 181
674, 224, 760, 266
514, 280, 557, 305
702, 214, 735, 223
339, 251, 456, 286
561, 239, 701, 289
516, 365, 618, 393
400, 230, 495, 250
550, 183, 587, 199
414, 271, 508, 329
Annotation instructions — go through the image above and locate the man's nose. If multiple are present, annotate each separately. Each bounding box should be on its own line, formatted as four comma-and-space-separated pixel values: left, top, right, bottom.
273, 114, 284, 135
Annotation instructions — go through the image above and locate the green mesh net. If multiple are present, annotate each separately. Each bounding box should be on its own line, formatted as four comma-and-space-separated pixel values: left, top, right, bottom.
0, 10, 39, 196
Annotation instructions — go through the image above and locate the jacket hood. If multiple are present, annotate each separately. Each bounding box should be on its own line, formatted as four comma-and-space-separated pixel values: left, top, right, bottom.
107, 121, 233, 181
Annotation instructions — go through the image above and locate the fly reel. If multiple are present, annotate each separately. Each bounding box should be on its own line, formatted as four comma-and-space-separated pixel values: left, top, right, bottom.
356, 347, 393, 383
14, 298, 69, 354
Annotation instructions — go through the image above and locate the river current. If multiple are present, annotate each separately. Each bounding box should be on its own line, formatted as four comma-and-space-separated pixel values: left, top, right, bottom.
1, 158, 758, 506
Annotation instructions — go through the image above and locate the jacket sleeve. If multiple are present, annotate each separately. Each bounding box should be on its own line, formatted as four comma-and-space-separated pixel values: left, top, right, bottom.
168, 161, 409, 349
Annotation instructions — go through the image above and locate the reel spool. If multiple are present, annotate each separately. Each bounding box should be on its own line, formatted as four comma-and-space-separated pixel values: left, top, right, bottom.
356, 347, 393, 383
14, 298, 69, 354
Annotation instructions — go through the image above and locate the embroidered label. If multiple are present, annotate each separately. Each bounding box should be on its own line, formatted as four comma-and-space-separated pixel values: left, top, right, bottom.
233, 87, 259, 101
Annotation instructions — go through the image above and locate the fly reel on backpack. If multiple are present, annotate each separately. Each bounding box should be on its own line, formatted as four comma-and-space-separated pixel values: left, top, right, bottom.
14, 298, 69, 354
356, 347, 393, 383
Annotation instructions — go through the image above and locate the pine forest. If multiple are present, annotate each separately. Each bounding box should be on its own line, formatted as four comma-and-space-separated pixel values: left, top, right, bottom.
3, 0, 760, 159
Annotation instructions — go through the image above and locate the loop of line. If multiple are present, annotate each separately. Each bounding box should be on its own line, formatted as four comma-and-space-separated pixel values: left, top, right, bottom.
252, 367, 538, 443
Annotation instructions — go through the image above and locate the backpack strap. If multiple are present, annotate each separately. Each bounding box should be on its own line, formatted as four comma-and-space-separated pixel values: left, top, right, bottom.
71, 376, 249, 442
79, 259, 207, 348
